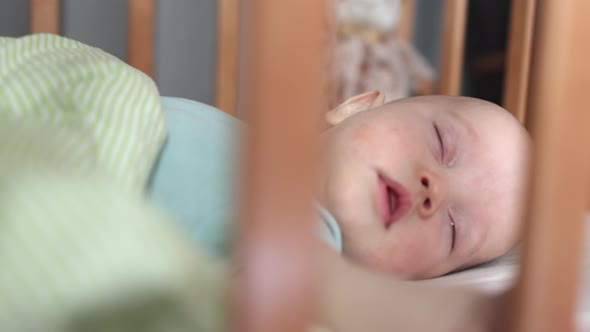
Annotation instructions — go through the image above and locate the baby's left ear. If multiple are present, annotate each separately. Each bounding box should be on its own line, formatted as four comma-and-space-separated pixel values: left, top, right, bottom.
325, 91, 385, 126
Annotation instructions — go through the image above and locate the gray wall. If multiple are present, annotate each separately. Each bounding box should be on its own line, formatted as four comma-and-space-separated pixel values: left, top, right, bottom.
0, 0, 217, 104
0, 0, 29, 37
413, 0, 443, 72
62, 0, 128, 61
156, 0, 216, 104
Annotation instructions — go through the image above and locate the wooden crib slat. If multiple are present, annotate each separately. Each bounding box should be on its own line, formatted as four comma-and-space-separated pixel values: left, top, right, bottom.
507, 1, 590, 331
128, 0, 155, 77
503, 0, 537, 124
234, 1, 327, 331
438, 0, 469, 96
30, 0, 60, 34
395, 0, 416, 42
215, 0, 240, 116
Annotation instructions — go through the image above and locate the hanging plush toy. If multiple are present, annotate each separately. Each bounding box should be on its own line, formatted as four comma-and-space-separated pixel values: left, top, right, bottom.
335, 0, 435, 103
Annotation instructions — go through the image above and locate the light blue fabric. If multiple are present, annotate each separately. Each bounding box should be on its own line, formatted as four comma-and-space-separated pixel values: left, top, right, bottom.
317, 205, 343, 252
148, 97, 342, 258
148, 97, 239, 258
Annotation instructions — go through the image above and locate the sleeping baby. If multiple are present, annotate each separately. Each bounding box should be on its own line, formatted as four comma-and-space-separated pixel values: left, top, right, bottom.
0, 34, 530, 331
150, 91, 531, 281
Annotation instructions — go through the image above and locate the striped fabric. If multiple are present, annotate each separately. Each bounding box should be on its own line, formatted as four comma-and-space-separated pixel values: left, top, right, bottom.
0, 174, 228, 332
0, 34, 228, 331
0, 34, 165, 191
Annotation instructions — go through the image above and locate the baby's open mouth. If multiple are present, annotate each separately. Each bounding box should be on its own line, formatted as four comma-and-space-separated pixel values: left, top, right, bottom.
377, 173, 412, 229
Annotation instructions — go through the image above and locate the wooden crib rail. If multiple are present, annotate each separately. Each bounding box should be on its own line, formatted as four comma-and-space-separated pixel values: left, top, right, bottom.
507, 1, 590, 331
234, 1, 327, 331
215, 0, 240, 116
30, 0, 60, 34
438, 0, 469, 96
396, 0, 416, 42
128, 0, 155, 78
503, 0, 536, 124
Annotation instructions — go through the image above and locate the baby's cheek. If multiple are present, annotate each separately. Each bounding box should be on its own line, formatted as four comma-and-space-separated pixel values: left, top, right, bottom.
389, 126, 424, 158
349, 123, 416, 162
399, 245, 437, 277
374, 125, 422, 167
350, 123, 372, 145
366, 234, 437, 278
349, 123, 383, 158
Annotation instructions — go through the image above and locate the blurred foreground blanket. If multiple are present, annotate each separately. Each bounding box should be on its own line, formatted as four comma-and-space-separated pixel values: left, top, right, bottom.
0, 34, 227, 332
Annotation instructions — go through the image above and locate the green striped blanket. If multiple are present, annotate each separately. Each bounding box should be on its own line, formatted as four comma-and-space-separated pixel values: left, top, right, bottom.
0, 34, 227, 332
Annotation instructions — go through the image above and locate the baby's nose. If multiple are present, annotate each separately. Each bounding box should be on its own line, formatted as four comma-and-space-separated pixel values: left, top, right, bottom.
417, 170, 448, 219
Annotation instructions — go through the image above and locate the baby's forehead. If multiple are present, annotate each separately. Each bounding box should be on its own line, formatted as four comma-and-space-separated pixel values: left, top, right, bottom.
395, 95, 499, 112
415, 97, 516, 126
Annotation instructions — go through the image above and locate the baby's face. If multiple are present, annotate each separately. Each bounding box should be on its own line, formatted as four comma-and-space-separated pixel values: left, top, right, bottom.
318, 95, 530, 279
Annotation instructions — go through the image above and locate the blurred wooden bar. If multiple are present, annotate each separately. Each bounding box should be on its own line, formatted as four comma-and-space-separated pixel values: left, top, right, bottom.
215, 0, 240, 116
30, 0, 60, 34
503, 0, 537, 124
234, 1, 327, 332
507, 1, 590, 331
396, 0, 416, 42
128, 0, 155, 77
438, 0, 469, 96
